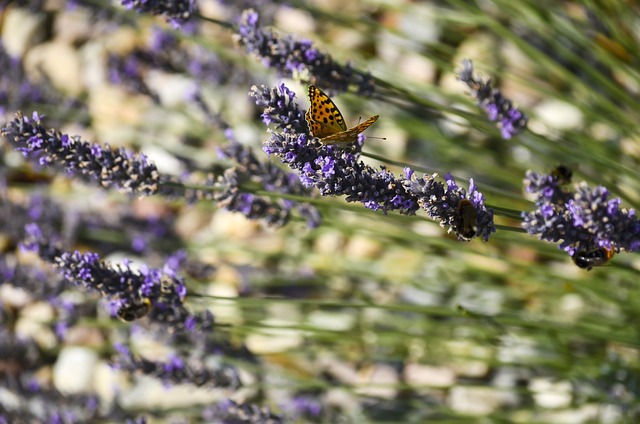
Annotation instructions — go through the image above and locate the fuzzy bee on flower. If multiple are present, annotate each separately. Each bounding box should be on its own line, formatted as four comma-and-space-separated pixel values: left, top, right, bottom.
571, 247, 615, 271
117, 297, 152, 322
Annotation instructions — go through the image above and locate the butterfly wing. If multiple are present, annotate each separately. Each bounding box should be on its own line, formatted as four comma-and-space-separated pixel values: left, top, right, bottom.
306, 85, 348, 138
320, 115, 379, 145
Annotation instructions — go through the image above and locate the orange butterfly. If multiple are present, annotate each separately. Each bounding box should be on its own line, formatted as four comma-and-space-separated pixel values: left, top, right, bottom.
305, 85, 379, 147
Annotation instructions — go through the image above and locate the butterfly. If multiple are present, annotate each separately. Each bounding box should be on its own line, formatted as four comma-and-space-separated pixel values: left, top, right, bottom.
305, 85, 379, 147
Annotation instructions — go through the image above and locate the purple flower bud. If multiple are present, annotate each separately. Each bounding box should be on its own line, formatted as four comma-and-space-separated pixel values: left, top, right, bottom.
237, 9, 374, 95
458, 59, 528, 139
1, 112, 160, 196
522, 169, 640, 261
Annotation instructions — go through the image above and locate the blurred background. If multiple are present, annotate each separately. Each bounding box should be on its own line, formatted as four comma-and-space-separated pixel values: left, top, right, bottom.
1, 0, 640, 422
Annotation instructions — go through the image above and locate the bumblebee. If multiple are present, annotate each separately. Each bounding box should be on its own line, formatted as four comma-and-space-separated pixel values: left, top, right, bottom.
116, 298, 151, 322
571, 247, 614, 271
550, 165, 573, 185
456, 199, 478, 241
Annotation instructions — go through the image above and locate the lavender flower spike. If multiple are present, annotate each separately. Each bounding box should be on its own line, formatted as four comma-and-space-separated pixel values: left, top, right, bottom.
236, 9, 374, 96
205, 399, 285, 424
1, 112, 160, 196
114, 346, 241, 390
458, 59, 528, 139
120, 0, 196, 26
404, 171, 496, 241
216, 141, 322, 228
522, 169, 640, 258
21, 223, 190, 325
251, 84, 419, 215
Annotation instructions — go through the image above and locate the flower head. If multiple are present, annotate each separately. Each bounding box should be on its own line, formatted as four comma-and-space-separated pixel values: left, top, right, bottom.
237, 9, 374, 95
205, 399, 285, 424
21, 224, 192, 326
113, 348, 242, 389
120, 0, 196, 26
216, 141, 322, 227
252, 84, 419, 215
1, 112, 160, 196
522, 169, 640, 257
458, 59, 528, 139
0, 42, 84, 123
404, 172, 496, 241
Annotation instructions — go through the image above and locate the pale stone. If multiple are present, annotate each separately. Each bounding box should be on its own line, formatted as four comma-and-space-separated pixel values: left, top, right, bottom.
344, 235, 382, 259
498, 334, 540, 363
206, 282, 242, 325
356, 364, 398, 399
448, 386, 504, 415
307, 310, 355, 332
377, 247, 423, 281
404, 363, 455, 388
54, 8, 93, 43
397, 53, 438, 85
53, 346, 99, 394
445, 340, 491, 377
534, 404, 602, 423
490, 368, 523, 407
320, 357, 358, 385
530, 378, 572, 409
80, 41, 109, 90
63, 325, 105, 347
462, 252, 511, 274
0, 284, 33, 307
130, 332, 172, 362
275, 7, 315, 34
620, 134, 640, 158
1, 8, 47, 57
399, 286, 445, 307
209, 209, 261, 239
314, 231, 346, 256
530, 100, 584, 134
245, 319, 304, 354
24, 41, 83, 96
174, 208, 213, 241
15, 302, 57, 349
93, 361, 120, 413
88, 85, 150, 143
452, 283, 505, 315
556, 293, 585, 323
146, 70, 196, 107
397, 3, 440, 44
102, 27, 138, 55
325, 387, 361, 416
265, 302, 300, 326
118, 375, 221, 410
141, 145, 183, 176
412, 221, 444, 238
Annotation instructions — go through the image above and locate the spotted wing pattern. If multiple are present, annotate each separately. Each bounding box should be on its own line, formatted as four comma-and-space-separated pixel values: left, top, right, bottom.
305, 85, 379, 147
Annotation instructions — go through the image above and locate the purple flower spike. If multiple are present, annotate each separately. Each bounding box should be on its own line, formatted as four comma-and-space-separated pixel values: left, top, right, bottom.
1, 112, 160, 196
236, 9, 374, 96
458, 59, 528, 139
207, 399, 285, 424
114, 348, 241, 389
21, 223, 195, 327
522, 169, 640, 264
216, 140, 322, 228
120, 0, 196, 25
252, 84, 419, 215
404, 172, 495, 241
